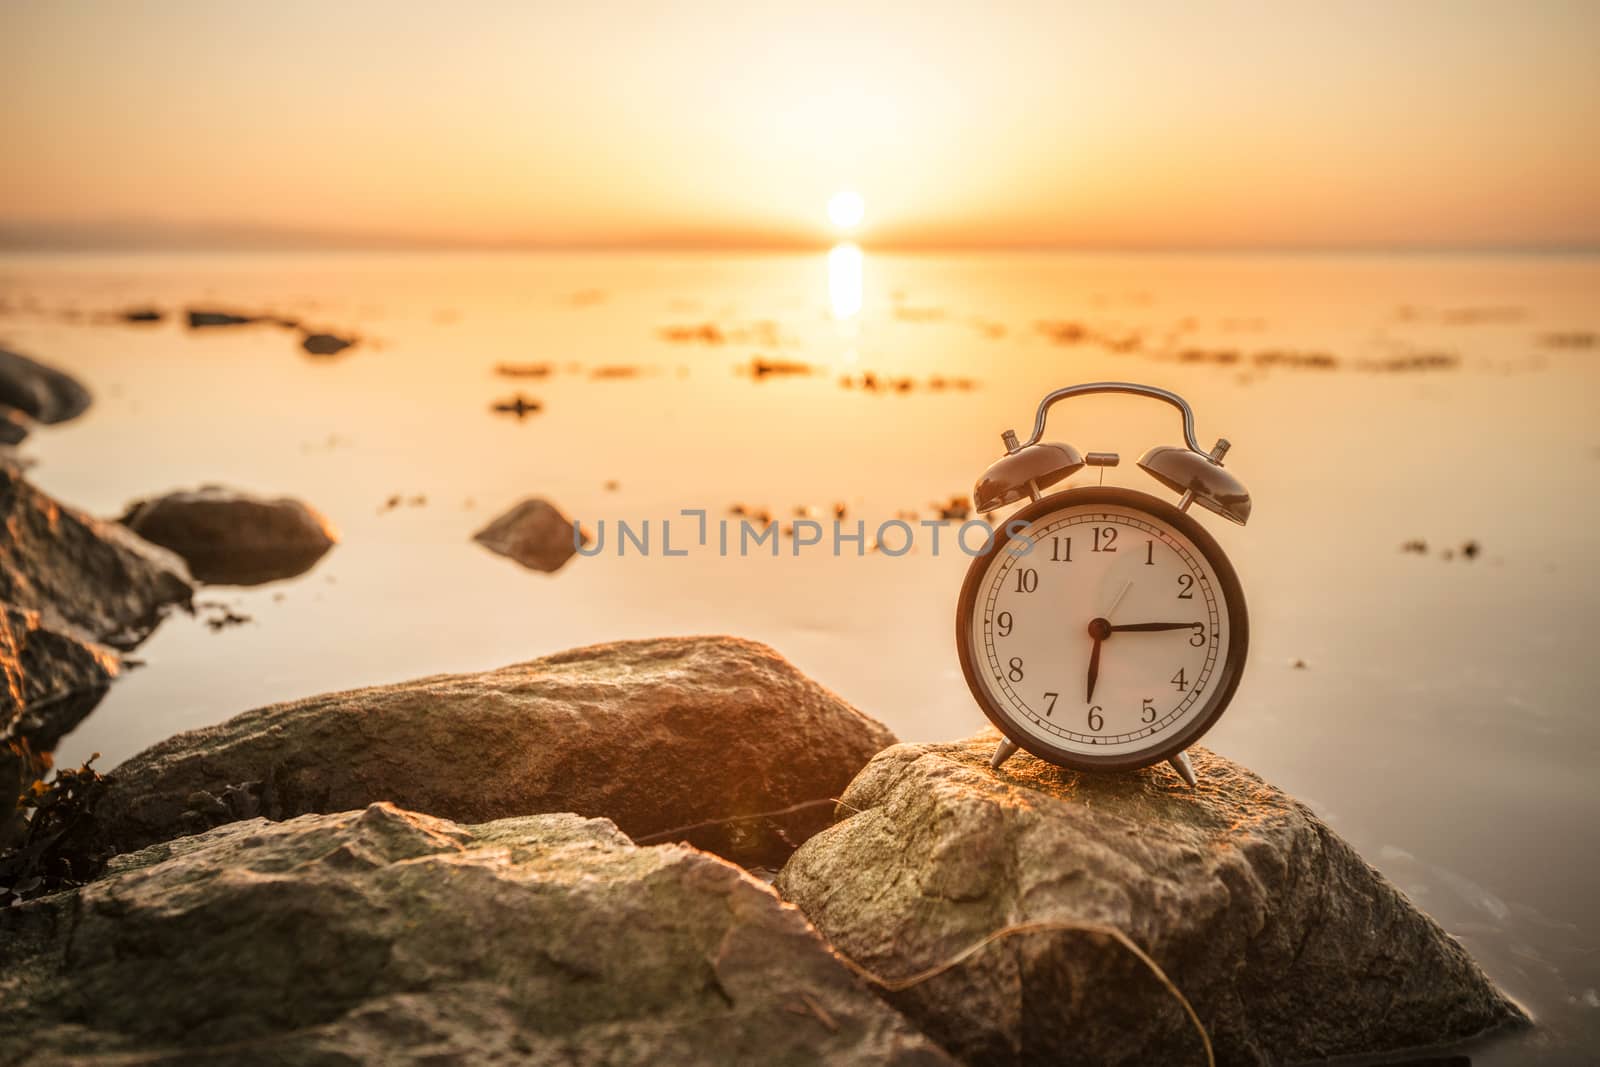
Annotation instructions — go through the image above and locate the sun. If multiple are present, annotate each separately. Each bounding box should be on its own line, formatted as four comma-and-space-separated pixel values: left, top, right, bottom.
828, 190, 865, 231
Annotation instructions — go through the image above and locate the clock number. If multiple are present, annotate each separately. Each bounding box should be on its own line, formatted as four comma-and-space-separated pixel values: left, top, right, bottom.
1144, 540, 1155, 565
1008, 657, 1024, 682
1171, 668, 1187, 691
1042, 692, 1059, 717
1189, 624, 1206, 647
1015, 568, 1039, 593
1092, 527, 1118, 552
1141, 698, 1157, 723
1177, 574, 1195, 599
1050, 536, 1073, 562
1087, 705, 1103, 732
996, 611, 1014, 637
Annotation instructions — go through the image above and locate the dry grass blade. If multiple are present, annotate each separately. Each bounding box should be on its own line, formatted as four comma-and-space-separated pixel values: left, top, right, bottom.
831, 919, 1215, 1067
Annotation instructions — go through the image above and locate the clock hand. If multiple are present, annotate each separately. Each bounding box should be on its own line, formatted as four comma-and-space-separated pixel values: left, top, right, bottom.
1084, 617, 1111, 703
1105, 579, 1133, 619
1108, 621, 1203, 633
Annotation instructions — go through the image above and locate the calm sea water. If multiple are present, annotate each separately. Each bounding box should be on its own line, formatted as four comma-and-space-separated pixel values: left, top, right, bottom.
2, 250, 1597, 1063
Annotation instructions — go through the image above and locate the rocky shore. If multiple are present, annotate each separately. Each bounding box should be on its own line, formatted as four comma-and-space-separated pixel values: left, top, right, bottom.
0, 347, 1527, 1064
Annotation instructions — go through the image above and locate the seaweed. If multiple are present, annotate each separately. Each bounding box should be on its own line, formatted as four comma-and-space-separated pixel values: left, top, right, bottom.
1, 741, 112, 904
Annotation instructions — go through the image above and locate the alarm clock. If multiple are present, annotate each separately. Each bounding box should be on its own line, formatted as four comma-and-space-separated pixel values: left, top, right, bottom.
956, 382, 1251, 787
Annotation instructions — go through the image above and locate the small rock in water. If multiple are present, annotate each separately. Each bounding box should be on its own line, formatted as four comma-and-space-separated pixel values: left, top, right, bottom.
1462, 539, 1481, 560
490, 393, 542, 419
936, 495, 972, 520
120, 307, 163, 323
1292, 657, 1309, 669
1401, 539, 1429, 554
494, 361, 552, 378
120, 487, 338, 586
0, 347, 92, 424
472, 497, 584, 572
185, 309, 256, 328
300, 332, 356, 357
750, 357, 813, 378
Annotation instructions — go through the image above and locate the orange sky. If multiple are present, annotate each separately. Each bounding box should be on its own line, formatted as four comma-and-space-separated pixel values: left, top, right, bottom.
3, 0, 1597, 250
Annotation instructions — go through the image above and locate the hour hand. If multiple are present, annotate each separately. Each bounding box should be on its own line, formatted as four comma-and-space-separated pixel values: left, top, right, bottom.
1107, 621, 1202, 633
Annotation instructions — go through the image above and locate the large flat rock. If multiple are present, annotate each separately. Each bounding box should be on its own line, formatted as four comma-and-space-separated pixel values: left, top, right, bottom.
0, 803, 954, 1065
775, 732, 1526, 1066
1, 465, 193, 646
97, 636, 897, 867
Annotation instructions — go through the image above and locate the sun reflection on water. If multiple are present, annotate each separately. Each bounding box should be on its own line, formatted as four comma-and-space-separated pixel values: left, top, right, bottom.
828, 242, 863, 319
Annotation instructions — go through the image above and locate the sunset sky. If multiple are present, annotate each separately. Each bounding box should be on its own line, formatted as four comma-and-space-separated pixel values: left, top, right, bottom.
3, 0, 1597, 251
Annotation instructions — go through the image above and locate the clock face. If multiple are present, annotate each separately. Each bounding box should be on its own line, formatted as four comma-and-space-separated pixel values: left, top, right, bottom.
957, 487, 1248, 769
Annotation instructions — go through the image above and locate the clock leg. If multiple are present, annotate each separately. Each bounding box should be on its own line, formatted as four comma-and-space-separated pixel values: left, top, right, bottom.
1168, 750, 1198, 788
989, 737, 1020, 770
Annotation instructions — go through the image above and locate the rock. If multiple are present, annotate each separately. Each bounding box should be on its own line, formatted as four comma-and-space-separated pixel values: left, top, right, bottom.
96, 636, 896, 867
472, 496, 583, 572
0, 347, 91, 425
301, 331, 356, 356
119, 486, 338, 586
0, 406, 28, 445
0, 803, 955, 1065
185, 309, 256, 328
775, 733, 1526, 1066
1, 605, 120, 752
0, 465, 193, 646
120, 308, 163, 323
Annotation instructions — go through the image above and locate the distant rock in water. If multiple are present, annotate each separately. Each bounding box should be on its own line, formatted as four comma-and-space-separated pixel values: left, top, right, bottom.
301, 331, 356, 356
775, 731, 1527, 1066
120, 486, 338, 586
0, 605, 120, 753
120, 307, 163, 323
0, 348, 92, 425
1, 804, 953, 1064
473, 496, 581, 572
0, 407, 28, 445
185, 309, 256, 328
94, 636, 898, 868
0, 465, 193, 647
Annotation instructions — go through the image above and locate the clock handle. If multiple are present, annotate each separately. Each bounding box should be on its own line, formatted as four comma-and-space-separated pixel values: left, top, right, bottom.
1018, 381, 1206, 454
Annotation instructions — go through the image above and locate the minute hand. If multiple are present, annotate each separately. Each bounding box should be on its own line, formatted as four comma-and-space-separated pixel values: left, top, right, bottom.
1107, 622, 1202, 633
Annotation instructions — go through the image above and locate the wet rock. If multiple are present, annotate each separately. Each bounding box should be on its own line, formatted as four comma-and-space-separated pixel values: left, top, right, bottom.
0, 348, 92, 425
472, 496, 581, 572
119, 486, 338, 586
120, 307, 163, 323
1, 605, 120, 752
2, 804, 953, 1065
775, 733, 1526, 1066
185, 309, 256, 328
0, 465, 192, 646
96, 636, 898, 868
0, 406, 28, 445
301, 331, 356, 356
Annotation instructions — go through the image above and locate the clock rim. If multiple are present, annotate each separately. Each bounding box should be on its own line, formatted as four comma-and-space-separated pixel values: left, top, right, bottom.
955, 485, 1250, 771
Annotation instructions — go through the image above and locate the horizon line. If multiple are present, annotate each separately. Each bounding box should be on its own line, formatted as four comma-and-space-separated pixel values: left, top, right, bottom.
1, 219, 1596, 257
